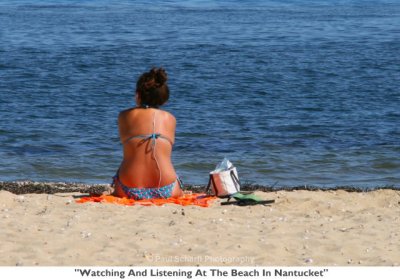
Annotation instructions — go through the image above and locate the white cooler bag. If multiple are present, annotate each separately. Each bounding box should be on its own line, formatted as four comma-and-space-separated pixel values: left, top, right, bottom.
206, 165, 241, 198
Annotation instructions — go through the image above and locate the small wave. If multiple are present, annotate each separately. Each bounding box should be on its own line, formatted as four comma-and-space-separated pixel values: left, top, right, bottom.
372, 161, 399, 170
18, 4, 86, 10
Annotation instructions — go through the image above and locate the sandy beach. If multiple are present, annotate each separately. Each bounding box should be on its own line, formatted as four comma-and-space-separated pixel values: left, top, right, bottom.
0, 186, 399, 266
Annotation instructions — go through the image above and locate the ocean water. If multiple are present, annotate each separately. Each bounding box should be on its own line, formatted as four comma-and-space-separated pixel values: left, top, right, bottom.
0, 0, 399, 188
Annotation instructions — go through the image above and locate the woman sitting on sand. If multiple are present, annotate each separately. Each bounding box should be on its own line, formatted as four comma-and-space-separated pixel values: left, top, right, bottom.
112, 67, 183, 199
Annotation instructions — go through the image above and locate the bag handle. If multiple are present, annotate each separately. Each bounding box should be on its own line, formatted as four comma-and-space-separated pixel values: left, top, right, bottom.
204, 174, 218, 196
230, 170, 241, 192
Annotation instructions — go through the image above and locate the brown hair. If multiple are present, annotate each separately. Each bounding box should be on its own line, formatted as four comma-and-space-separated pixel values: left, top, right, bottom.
136, 67, 169, 107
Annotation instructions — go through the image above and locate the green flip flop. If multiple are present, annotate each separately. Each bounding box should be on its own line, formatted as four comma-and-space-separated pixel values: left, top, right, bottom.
221, 192, 275, 206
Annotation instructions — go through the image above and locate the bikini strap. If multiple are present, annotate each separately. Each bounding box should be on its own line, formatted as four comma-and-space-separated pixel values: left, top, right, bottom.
177, 176, 184, 189
140, 104, 159, 109
123, 133, 173, 146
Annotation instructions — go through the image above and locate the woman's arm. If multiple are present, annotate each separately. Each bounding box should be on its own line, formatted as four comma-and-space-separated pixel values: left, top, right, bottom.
118, 110, 128, 144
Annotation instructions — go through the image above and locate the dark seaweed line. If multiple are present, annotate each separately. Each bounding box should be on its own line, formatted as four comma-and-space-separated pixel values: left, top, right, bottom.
0, 181, 109, 195
0, 181, 399, 196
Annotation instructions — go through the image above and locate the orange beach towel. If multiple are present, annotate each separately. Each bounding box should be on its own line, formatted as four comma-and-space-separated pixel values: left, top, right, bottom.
76, 193, 216, 207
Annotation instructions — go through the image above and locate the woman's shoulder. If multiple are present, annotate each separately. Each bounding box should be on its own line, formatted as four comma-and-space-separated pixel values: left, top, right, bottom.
118, 107, 138, 118
118, 107, 175, 122
158, 109, 176, 122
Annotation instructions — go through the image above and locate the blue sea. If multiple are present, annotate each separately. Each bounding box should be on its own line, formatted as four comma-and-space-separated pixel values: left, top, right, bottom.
0, 0, 399, 188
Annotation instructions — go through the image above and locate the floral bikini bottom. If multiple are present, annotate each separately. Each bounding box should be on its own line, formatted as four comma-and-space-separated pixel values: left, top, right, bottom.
112, 175, 182, 200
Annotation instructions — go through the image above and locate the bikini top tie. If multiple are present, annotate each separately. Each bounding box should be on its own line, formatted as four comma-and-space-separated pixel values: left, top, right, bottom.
123, 133, 173, 146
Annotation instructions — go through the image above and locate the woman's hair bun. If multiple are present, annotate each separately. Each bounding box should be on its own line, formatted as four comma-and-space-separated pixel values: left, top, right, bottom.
136, 67, 170, 107
151, 67, 168, 86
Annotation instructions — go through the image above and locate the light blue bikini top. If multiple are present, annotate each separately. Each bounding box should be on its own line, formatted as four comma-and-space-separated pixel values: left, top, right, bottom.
123, 133, 173, 146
